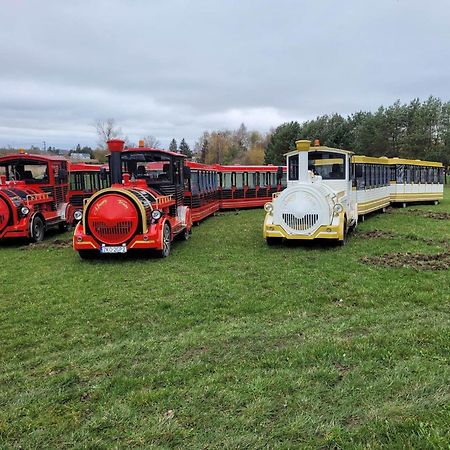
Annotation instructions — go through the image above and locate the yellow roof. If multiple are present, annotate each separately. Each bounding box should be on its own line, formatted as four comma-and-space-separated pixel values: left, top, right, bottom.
388, 157, 443, 167
352, 155, 390, 165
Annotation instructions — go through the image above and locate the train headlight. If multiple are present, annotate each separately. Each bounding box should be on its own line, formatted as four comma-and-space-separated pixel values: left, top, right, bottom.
264, 202, 273, 213
333, 203, 344, 214
21, 206, 30, 215
151, 209, 162, 220
74, 210, 83, 221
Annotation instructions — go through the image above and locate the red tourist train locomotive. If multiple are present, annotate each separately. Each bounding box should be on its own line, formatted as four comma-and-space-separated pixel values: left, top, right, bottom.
0, 152, 69, 242
73, 139, 192, 258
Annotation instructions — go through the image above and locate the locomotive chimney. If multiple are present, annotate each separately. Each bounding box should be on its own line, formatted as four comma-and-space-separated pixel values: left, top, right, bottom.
295, 139, 311, 182
107, 139, 125, 184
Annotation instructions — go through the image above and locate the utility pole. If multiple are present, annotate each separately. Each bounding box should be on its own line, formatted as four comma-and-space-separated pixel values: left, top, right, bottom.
43, 141, 46, 152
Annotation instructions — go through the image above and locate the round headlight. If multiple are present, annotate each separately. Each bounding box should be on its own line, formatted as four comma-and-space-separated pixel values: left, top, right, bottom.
21, 206, 30, 215
74, 210, 83, 221
264, 202, 273, 213
334, 203, 344, 214
151, 209, 162, 220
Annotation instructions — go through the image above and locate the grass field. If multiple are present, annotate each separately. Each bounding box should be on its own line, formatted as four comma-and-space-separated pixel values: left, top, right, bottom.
1, 189, 449, 449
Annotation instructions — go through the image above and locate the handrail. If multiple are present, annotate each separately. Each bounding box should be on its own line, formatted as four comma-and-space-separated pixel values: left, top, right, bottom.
25, 193, 51, 204
154, 195, 173, 207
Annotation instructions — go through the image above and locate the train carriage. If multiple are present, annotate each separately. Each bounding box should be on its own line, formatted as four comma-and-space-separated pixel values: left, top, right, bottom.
184, 162, 220, 223
0, 152, 69, 242
389, 158, 444, 205
352, 155, 391, 218
218, 164, 285, 209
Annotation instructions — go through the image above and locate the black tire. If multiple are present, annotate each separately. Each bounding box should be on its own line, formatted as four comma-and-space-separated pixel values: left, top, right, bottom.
157, 223, 171, 258
266, 237, 282, 246
31, 216, 45, 243
78, 250, 96, 260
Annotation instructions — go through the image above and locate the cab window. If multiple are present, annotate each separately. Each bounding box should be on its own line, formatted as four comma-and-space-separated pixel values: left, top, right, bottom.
308, 151, 346, 180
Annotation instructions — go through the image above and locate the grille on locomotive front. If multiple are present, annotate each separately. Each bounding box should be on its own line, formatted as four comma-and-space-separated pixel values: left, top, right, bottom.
282, 213, 319, 231
91, 221, 134, 242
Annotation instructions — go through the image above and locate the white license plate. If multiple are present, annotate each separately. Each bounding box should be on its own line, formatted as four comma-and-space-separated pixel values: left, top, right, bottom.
100, 245, 127, 254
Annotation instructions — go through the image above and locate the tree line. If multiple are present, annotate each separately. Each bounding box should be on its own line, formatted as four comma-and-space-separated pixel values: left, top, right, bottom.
265, 96, 450, 165
1, 97, 448, 166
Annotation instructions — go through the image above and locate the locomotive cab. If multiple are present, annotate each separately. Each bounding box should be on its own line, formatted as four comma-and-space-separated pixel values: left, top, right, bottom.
263, 140, 357, 244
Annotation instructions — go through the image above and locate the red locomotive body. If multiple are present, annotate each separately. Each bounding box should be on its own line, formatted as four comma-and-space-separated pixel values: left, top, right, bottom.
0, 153, 69, 242
73, 140, 192, 258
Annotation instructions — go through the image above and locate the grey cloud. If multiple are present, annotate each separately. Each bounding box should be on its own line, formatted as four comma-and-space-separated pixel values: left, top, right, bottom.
0, 0, 449, 148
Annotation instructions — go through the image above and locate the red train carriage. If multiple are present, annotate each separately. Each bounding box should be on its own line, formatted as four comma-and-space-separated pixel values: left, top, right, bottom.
0, 153, 69, 242
184, 162, 220, 223
218, 164, 286, 209
67, 162, 109, 225
73, 139, 192, 259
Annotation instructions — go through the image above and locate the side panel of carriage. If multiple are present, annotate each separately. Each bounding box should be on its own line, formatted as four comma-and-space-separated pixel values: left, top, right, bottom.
218, 166, 286, 209
351, 156, 391, 217
184, 163, 220, 223
389, 159, 444, 204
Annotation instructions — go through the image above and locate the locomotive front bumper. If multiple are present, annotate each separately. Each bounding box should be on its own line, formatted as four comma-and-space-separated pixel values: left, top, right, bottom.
72, 222, 164, 252
263, 212, 345, 240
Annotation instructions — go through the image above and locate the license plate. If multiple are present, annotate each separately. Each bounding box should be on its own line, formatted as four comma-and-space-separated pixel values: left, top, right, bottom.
100, 245, 127, 254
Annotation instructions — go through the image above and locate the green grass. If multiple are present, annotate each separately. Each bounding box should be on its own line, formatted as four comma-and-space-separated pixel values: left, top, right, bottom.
1, 188, 449, 449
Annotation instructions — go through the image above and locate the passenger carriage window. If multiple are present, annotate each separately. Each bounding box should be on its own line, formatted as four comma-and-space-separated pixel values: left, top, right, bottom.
396, 165, 404, 184
420, 167, 427, 184
288, 155, 299, 181
248, 172, 255, 188
235, 172, 244, 188
414, 166, 420, 184
222, 173, 231, 189
191, 172, 199, 194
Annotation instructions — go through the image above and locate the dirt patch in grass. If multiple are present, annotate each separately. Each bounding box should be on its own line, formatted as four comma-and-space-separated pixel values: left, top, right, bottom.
357, 229, 449, 247
21, 238, 72, 250
404, 209, 450, 220
358, 230, 396, 239
361, 251, 450, 270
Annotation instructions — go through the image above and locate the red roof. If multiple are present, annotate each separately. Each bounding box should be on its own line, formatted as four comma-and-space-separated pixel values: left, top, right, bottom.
123, 147, 187, 158
0, 153, 68, 163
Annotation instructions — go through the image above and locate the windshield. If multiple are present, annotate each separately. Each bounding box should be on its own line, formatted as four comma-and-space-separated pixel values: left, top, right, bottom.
121, 152, 173, 183
0, 160, 49, 184
308, 151, 346, 180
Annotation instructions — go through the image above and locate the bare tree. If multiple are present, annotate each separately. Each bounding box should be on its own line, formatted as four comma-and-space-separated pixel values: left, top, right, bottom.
95, 119, 121, 148
143, 135, 161, 148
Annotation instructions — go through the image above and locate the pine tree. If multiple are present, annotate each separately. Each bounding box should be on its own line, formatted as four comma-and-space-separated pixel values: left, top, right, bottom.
169, 139, 177, 153
179, 138, 192, 158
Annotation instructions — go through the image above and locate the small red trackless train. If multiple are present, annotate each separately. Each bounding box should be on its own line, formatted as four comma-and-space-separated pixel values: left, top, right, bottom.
73, 140, 286, 258
0, 153, 110, 242
0, 153, 70, 241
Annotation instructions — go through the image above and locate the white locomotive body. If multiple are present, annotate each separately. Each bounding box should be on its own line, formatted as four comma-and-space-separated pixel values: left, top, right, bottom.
264, 140, 357, 244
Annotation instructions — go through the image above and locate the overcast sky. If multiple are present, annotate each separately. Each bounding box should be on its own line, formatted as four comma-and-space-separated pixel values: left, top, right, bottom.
1, 0, 449, 150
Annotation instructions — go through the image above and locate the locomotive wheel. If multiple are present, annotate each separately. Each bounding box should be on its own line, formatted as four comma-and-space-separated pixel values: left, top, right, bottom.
157, 223, 171, 258
31, 216, 45, 243
266, 237, 282, 246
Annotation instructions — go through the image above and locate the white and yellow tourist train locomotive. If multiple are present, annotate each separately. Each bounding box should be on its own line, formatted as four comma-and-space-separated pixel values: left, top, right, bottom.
263, 140, 444, 245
